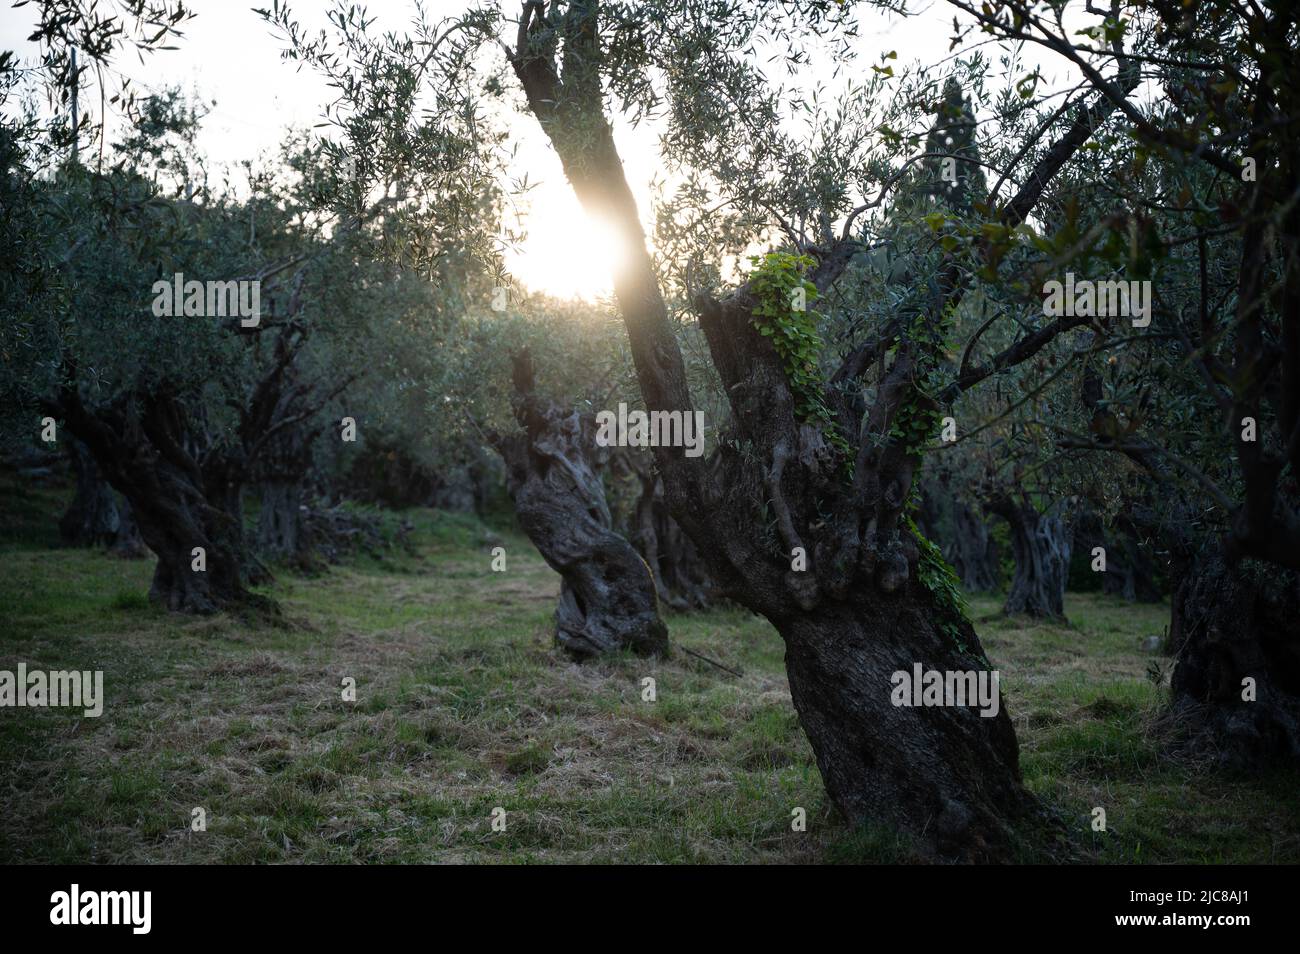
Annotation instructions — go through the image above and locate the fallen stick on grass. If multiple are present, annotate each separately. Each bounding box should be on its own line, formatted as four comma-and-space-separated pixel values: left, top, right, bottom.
678, 644, 743, 678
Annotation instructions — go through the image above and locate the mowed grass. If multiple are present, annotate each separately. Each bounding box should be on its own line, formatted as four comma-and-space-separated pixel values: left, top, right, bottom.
1, 475, 1297, 863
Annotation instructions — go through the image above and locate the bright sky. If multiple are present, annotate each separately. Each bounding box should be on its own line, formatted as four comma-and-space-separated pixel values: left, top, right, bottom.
0, 1, 1075, 300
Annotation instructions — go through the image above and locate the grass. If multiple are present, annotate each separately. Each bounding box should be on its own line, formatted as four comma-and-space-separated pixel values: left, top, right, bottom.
1, 470, 1297, 863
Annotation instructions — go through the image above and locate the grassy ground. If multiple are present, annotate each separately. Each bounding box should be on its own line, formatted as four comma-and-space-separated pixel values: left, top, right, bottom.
2, 474, 1297, 863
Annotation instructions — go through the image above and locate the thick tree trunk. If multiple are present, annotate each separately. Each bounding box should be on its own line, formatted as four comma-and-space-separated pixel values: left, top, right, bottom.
255, 424, 315, 568
109, 495, 148, 559
49, 388, 273, 615
492, 352, 668, 659
628, 460, 714, 610
60, 438, 153, 559
780, 591, 1035, 860
949, 500, 1001, 593
133, 488, 256, 614
59, 439, 120, 547
258, 480, 304, 560
989, 497, 1073, 619
204, 458, 272, 588
1168, 547, 1300, 769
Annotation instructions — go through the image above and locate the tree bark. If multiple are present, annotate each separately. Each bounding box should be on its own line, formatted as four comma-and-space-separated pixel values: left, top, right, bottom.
135, 474, 258, 614
491, 351, 669, 659
988, 497, 1073, 619
47, 386, 273, 615
59, 438, 120, 547
204, 453, 272, 588
108, 494, 149, 559
1168, 547, 1300, 769
255, 423, 316, 568
258, 480, 304, 560
626, 455, 714, 610
780, 589, 1035, 861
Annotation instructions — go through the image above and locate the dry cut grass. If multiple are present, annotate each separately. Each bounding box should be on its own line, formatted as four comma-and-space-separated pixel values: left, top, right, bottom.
1, 482, 1297, 863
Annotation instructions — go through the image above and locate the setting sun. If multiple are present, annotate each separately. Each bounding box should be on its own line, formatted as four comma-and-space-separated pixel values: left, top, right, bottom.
506, 200, 631, 301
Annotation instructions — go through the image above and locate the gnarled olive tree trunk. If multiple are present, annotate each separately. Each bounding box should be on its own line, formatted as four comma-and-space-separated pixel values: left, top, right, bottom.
1168, 547, 1300, 769
256, 423, 318, 568
491, 352, 668, 660
59, 438, 120, 547
109, 495, 148, 559
507, 1, 1126, 856
625, 454, 714, 610
781, 589, 1033, 859
987, 496, 1073, 619
258, 480, 304, 560
46, 386, 271, 614
59, 441, 148, 557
